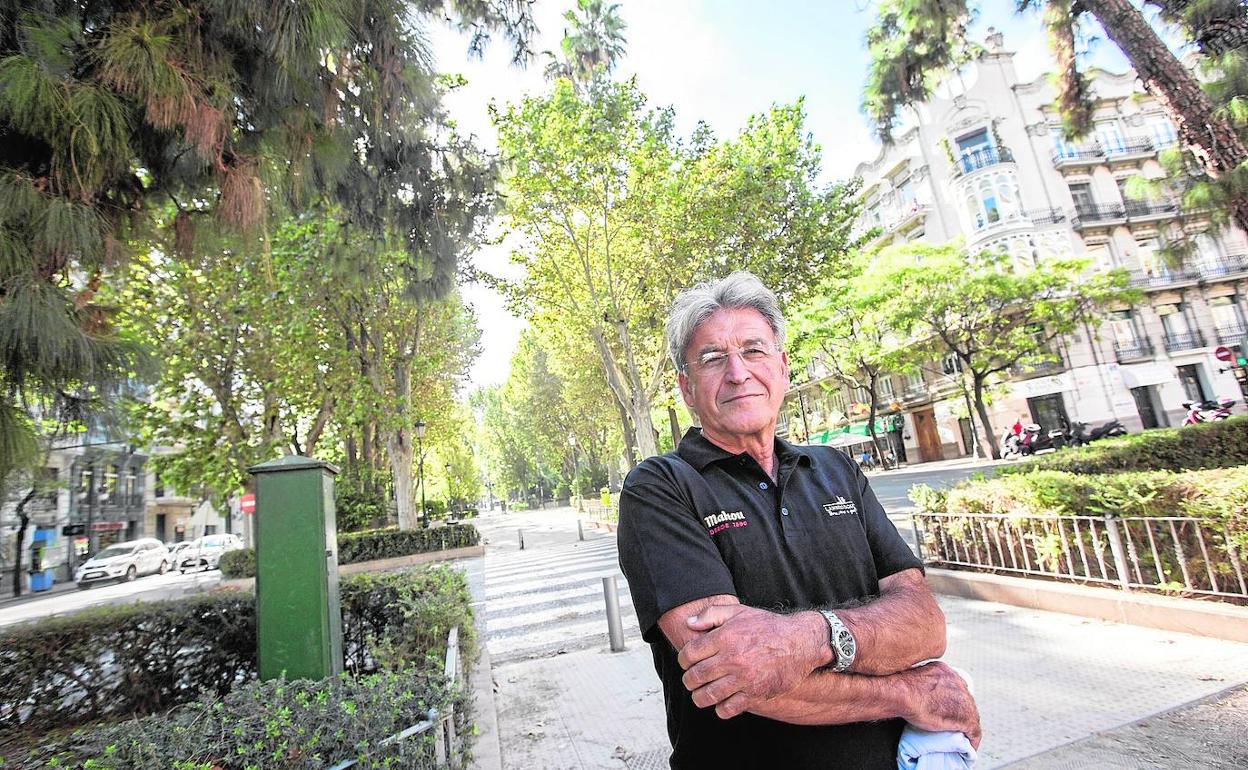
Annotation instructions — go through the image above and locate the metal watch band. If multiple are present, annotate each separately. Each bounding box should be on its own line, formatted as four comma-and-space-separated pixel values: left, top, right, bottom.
819, 609, 856, 673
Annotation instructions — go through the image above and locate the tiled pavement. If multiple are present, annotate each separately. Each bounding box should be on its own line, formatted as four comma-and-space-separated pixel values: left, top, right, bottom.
466, 507, 1248, 769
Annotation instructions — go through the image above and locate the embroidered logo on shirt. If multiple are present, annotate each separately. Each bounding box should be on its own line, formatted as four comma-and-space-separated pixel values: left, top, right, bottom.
822, 496, 858, 517
702, 510, 748, 536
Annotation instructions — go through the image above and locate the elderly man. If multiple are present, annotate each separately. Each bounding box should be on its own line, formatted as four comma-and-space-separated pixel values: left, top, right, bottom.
618, 272, 980, 769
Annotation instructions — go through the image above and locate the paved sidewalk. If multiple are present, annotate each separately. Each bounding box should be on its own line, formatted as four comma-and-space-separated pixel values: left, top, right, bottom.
469, 507, 1248, 769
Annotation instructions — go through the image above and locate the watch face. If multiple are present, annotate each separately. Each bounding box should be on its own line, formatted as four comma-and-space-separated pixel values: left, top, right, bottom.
836, 633, 856, 659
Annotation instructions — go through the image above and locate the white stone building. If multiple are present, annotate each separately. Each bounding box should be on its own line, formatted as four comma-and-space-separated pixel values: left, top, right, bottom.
781, 31, 1248, 462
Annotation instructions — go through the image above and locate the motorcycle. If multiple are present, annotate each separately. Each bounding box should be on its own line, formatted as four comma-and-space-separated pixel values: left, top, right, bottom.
1182, 397, 1236, 425
1002, 423, 1062, 457
1069, 419, 1128, 446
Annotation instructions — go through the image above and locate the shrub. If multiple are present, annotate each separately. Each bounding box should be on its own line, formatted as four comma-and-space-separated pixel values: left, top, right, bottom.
919, 466, 1248, 549
1000, 416, 1248, 475
0, 593, 256, 734
216, 524, 481, 580
337, 524, 479, 565
218, 547, 255, 579
24, 669, 459, 769
0, 567, 474, 740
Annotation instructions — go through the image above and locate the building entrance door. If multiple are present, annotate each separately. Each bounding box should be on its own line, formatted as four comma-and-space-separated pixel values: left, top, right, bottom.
911, 408, 943, 462
1176, 364, 1209, 403
1027, 394, 1070, 433
1131, 386, 1163, 429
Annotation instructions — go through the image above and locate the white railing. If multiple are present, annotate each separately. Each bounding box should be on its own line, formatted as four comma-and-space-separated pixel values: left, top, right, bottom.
912, 512, 1248, 601
328, 625, 462, 769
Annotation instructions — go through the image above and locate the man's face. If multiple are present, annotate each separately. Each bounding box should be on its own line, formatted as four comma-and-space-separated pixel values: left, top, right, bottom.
677, 307, 790, 440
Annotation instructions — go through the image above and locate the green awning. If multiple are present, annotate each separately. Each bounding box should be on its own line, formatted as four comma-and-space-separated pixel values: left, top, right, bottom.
808, 419, 889, 446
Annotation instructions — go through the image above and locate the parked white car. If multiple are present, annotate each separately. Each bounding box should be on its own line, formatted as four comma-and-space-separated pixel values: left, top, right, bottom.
178, 533, 244, 573
165, 541, 194, 567
75, 538, 171, 589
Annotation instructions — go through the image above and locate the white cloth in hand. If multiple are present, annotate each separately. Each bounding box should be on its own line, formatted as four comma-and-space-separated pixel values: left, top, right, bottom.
897, 724, 976, 770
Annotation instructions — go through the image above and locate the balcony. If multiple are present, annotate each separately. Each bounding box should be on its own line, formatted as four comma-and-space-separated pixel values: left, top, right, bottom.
1023, 208, 1068, 226
1103, 137, 1156, 161
1011, 355, 1065, 379
1124, 200, 1180, 222
1129, 267, 1197, 289
1216, 324, 1247, 345
1163, 330, 1207, 352
1196, 252, 1248, 280
1052, 144, 1104, 167
1114, 338, 1154, 363
1072, 203, 1127, 228
953, 146, 1014, 178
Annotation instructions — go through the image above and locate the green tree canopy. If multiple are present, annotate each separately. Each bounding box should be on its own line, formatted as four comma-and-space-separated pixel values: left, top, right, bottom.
870, 241, 1133, 458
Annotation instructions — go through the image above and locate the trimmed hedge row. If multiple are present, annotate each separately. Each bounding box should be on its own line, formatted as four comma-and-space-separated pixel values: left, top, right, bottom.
337, 523, 480, 566
218, 524, 481, 580
0, 567, 475, 741
28, 669, 458, 770
1000, 416, 1248, 475
911, 466, 1248, 549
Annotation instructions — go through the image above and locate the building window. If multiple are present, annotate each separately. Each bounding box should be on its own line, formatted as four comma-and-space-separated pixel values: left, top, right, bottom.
1085, 241, 1118, 270
154, 473, 165, 498
962, 172, 1022, 231
1051, 128, 1076, 159
40, 467, 58, 505
853, 385, 871, 404
1108, 310, 1140, 347
79, 467, 94, 501
878, 376, 895, 400
1096, 120, 1125, 154
1156, 303, 1190, 337
896, 175, 916, 211
1211, 296, 1244, 332
1149, 118, 1177, 148
1069, 182, 1094, 212
941, 354, 963, 376
904, 371, 925, 392
1136, 237, 1164, 276
827, 390, 847, 420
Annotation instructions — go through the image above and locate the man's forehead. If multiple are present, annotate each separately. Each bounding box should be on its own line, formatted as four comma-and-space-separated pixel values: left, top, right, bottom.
690, 307, 775, 346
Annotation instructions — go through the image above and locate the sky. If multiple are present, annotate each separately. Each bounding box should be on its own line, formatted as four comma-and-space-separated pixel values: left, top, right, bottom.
428, 2, 1135, 390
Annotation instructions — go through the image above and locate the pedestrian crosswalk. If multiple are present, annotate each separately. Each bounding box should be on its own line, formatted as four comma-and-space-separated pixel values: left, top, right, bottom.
480, 524, 638, 666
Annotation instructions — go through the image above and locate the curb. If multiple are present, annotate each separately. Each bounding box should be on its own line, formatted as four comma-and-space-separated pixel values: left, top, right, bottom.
217, 544, 487, 592
926, 567, 1248, 643
468, 606, 502, 770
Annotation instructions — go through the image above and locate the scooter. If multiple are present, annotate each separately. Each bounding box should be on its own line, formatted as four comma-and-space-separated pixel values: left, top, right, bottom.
1182, 398, 1236, 425
1069, 419, 1128, 446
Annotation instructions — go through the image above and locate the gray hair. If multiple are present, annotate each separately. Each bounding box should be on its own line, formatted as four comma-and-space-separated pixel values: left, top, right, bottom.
665, 271, 786, 371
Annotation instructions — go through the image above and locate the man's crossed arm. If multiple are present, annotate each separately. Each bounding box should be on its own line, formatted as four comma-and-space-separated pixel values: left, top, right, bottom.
655, 568, 981, 747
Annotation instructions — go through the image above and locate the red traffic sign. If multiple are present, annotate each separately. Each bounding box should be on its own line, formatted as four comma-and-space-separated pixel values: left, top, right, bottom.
1215, 345, 1234, 362
240, 493, 256, 514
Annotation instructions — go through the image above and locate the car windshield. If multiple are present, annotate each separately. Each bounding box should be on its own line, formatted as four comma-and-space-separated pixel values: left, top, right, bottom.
95, 545, 134, 559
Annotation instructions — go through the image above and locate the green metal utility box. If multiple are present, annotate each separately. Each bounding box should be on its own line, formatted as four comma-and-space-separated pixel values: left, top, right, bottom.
248, 455, 343, 681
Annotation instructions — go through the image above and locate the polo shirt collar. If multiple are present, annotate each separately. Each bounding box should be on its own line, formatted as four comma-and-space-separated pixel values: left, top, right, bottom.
676, 427, 814, 471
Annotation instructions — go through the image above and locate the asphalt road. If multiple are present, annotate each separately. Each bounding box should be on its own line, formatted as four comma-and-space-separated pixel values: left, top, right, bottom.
868, 463, 1000, 514
0, 568, 223, 629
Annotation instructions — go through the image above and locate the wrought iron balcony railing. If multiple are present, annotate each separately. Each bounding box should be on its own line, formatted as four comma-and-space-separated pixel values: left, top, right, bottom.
1113, 338, 1154, 362
954, 146, 1015, 177
1216, 324, 1247, 346
1072, 203, 1127, 226
1124, 200, 1180, 219
1162, 330, 1207, 352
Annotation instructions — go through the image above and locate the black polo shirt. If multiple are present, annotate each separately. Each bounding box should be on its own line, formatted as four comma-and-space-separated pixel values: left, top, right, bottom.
617, 428, 922, 770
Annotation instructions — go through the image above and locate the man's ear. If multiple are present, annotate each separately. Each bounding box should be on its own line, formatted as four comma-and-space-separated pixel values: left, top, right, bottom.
678, 370, 695, 408
780, 350, 791, 388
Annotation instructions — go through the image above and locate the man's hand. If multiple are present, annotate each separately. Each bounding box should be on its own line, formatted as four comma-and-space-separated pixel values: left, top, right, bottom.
676, 605, 829, 719
901, 662, 982, 749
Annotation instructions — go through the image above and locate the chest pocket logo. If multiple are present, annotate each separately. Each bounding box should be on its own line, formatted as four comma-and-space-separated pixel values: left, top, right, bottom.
822, 496, 858, 517
702, 510, 748, 536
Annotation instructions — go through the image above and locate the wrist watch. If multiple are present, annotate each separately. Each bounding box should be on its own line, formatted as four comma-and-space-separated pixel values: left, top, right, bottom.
818, 609, 857, 673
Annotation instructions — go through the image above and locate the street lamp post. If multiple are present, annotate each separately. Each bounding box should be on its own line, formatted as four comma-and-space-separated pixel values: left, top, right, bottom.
568, 434, 582, 512
415, 420, 427, 529
444, 463, 452, 519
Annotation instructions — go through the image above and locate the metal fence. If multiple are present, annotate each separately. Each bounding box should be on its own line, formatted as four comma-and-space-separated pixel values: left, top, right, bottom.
912, 512, 1248, 602
329, 625, 463, 769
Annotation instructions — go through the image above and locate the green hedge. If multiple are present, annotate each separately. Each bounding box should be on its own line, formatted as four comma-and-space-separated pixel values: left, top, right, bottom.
999, 416, 1248, 475
337, 523, 480, 566
27, 669, 458, 769
0, 567, 474, 742
911, 466, 1248, 549
218, 547, 255, 579
218, 524, 481, 580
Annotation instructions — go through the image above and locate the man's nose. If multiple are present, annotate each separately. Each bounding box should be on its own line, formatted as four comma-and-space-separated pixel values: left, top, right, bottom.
723, 351, 751, 382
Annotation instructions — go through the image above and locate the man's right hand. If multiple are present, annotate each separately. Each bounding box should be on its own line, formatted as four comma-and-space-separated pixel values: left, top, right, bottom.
900, 662, 982, 749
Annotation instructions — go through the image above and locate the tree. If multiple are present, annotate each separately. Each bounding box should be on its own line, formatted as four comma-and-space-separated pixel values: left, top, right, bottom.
863, 0, 1248, 235
872, 242, 1132, 459
0, 0, 532, 495
493, 78, 863, 464
543, 0, 628, 86
790, 256, 920, 464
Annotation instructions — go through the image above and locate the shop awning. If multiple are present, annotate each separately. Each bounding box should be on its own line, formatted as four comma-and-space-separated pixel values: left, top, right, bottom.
808, 419, 889, 447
